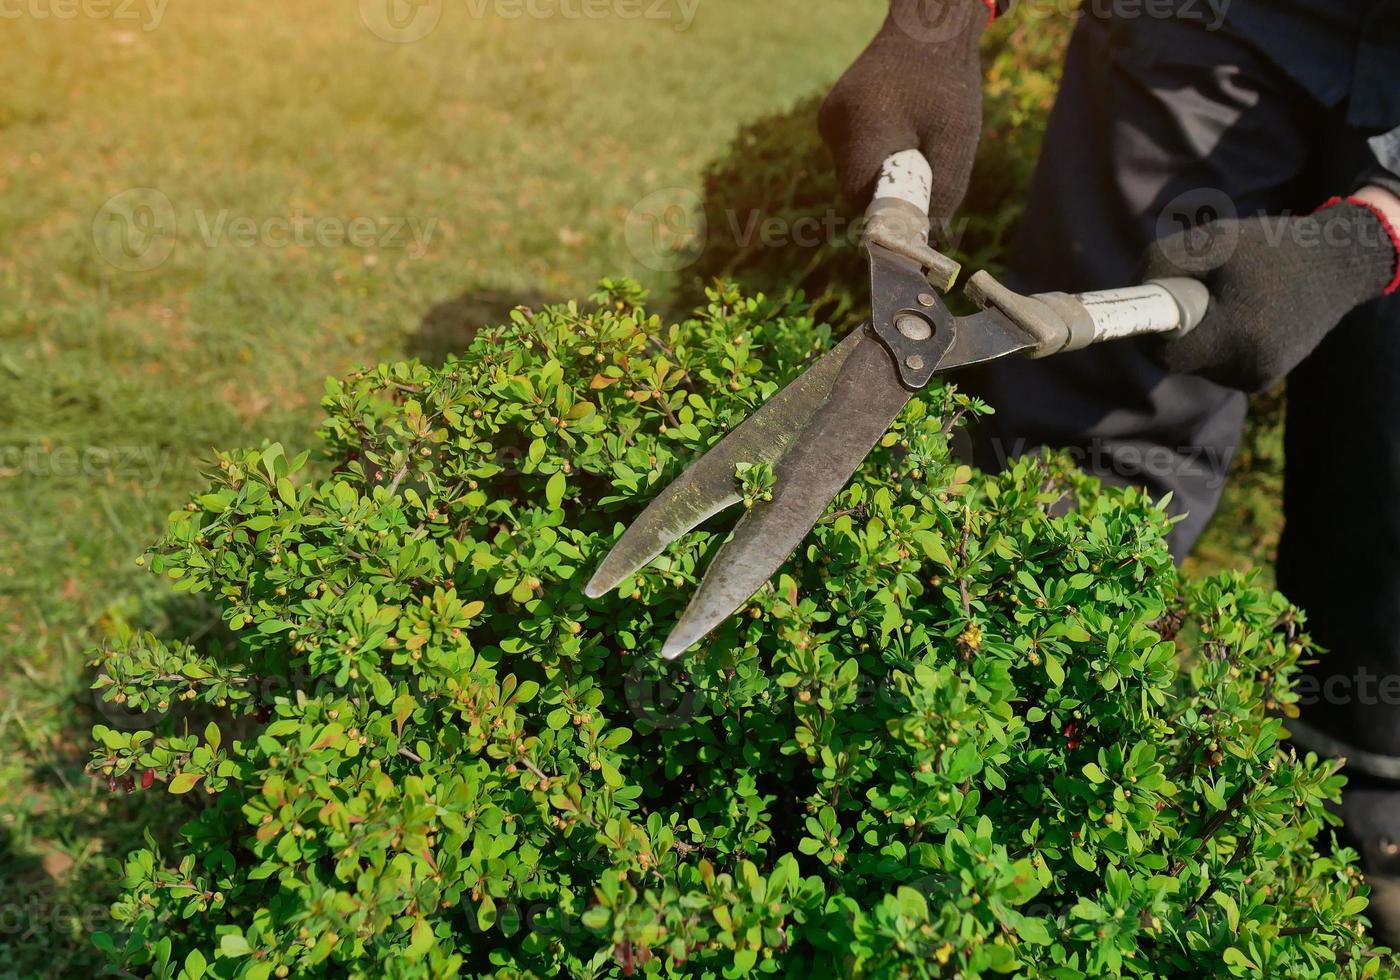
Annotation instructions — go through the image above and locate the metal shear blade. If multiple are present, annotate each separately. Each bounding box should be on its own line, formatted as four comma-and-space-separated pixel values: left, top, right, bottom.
584, 256, 1038, 660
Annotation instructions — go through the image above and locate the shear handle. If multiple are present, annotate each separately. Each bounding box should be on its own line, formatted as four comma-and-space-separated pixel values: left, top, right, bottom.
863, 150, 961, 293
966, 271, 1207, 359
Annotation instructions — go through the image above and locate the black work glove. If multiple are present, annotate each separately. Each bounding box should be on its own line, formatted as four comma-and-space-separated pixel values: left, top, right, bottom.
1143, 200, 1400, 393
818, 0, 988, 228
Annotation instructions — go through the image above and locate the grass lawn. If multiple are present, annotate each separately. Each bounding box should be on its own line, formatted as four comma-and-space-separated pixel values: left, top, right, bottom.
0, 2, 1284, 975
0, 2, 884, 973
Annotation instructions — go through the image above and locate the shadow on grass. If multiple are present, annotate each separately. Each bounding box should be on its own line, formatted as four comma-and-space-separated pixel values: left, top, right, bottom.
409, 287, 558, 366
674, 94, 865, 329
1, 671, 191, 979
6, 590, 256, 976
671, 92, 1032, 327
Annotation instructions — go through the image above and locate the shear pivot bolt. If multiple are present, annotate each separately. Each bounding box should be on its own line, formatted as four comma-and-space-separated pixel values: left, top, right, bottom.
896, 314, 932, 342
905, 355, 925, 371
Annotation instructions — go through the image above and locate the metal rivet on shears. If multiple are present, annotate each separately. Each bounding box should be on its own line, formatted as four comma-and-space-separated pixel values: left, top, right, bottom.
905, 355, 925, 371
918, 293, 937, 307
896, 314, 932, 342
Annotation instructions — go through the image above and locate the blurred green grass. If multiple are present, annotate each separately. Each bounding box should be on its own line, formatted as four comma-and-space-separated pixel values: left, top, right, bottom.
0, 2, 1281, 975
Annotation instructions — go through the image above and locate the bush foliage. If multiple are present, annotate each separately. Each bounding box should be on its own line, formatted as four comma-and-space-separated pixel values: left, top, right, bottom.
90, 282, 1380, 978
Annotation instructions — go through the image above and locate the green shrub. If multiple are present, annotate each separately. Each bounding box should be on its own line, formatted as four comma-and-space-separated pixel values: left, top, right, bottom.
90, 283, 1380, 978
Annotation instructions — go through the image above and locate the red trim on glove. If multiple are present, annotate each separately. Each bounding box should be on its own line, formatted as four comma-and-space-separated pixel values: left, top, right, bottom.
1316, 195, 1400, 296
981, 0, 997, 24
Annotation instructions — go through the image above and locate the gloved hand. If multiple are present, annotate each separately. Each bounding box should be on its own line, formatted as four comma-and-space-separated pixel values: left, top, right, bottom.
1144, 198, 1400, 392
818, 0, 989, 229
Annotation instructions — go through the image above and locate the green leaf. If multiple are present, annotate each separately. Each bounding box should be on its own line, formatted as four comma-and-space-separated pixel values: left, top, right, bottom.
1017, 917, 1052, 945
546, 472, 567, 509
478, 894, 497, 930
917, 531, 952, 568
168, 772, 202, 794
1212, 891, 1240, 932
409, 916, 433, 957
600, 761, 624, 789
1071, 845, 1096, 872
371, 671, 394, 705
1222, 947, 1256, 972
277, 477, 298, 509
712, 906, 733, 933
895, 886, 927, 920
218, 934, 251, 958
1202, 781, 1228, 811
197, 494, 228, 514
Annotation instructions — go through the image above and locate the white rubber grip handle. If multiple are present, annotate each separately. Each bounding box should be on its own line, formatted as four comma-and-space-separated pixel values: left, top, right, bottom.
873, 150, 933, 215
1075, 280, 1206, 342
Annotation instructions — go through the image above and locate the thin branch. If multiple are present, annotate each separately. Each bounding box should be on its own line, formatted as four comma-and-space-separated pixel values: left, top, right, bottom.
956, 506, 972, 617
656, 394, 681, 430
386, 457, 415, 497
517, 754, 550, 783
1168, 783, 1251, 877
939, 408, 967, 437
819, 506, 866, 526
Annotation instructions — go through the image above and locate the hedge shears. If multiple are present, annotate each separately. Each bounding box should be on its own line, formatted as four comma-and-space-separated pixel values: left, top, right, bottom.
586, 150, 1207, 659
